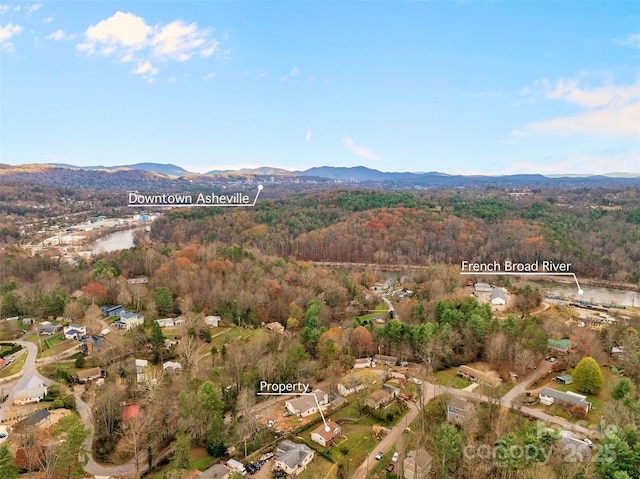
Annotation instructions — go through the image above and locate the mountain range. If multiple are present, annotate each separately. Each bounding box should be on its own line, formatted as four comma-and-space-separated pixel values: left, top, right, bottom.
0, 162, 638, 190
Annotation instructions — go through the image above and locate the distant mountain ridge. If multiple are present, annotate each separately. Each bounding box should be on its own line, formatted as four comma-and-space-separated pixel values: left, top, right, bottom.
0, 163, 636, 190
48, 162, 191, 177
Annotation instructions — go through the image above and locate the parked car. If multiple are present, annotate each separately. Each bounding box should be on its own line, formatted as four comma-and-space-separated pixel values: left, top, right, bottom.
267, 419, 276, 427
386, 463, 395, 473
545, 357, 557, 362
273, 469, 286, 478
392, 451, 399, 462
375, 451, 384, 460
412, 378, 422, 385
583, 438, 594, 448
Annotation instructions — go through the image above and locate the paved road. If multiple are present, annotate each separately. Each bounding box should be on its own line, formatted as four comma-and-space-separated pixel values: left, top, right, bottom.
75, 393, 152, 478
0, 340, 53, 423
351, 360, 600, 479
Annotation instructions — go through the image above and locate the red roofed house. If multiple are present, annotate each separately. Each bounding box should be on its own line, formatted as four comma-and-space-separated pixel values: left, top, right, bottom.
310, 421, 342, 447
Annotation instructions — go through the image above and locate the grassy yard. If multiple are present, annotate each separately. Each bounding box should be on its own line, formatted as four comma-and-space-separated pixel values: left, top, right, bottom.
0, 351, 27, 378
146, 447, 216, 479
210, 327, 268, 349
298, 455, 336, 479
535, 366, 618, 424
433, 368, 472, 389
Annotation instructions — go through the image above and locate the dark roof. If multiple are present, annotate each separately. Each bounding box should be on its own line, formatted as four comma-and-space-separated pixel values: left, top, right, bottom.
15, 408, 50, 428
540, 387, 591, 407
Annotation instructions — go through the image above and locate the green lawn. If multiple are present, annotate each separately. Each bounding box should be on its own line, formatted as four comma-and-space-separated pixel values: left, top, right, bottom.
298, 455, 336, 479
0, 351, 27, 378
210, 327, 267, 349
433, 368, 472, 389
145, 447, 215, 479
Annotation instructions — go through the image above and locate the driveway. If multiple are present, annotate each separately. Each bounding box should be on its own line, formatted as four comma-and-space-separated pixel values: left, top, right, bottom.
0, 340, 53, 423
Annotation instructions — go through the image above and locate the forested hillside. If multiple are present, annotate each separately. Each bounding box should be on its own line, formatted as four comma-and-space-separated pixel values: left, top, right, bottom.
151, 187, 640, 283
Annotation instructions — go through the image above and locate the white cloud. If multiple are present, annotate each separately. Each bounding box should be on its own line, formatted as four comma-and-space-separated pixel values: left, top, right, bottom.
0, 22, 23, 50
168, 77, 177, 83
618, 33, 640, 48
45, 29, 76, 41
132, 61, 158, 75
499, 151, 640, 175
27, 3, 42, 14
43, 16, 52, 24
280, 67, 299, 82
0, 5, 10, 15
202, 72, 216, 81
514, 77, 640, 137
13, 5, 20, 12
76, 11, 224, 80
305, 130, 312, 142
344, 137, 380, 161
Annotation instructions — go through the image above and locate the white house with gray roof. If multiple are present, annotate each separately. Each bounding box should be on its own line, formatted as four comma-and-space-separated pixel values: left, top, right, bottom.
275, 440, 314, 476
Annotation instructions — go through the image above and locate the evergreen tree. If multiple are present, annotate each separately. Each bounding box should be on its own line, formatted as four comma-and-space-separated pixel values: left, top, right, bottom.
0, 444, 18, 479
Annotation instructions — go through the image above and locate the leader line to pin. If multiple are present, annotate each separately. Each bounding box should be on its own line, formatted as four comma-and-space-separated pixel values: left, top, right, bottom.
256, 391, 331, 432
460, 271, 583, 295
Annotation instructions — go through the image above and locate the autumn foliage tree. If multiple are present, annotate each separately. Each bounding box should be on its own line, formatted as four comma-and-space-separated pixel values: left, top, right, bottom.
351, 326, 374, 358
81, 282, 107, 304
573, 356, 604, 394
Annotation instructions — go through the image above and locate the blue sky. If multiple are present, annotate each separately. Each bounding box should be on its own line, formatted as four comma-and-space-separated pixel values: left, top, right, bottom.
1, 1, 639, 175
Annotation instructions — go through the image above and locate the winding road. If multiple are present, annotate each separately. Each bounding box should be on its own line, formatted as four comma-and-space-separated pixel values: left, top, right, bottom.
352, 360, 600, 479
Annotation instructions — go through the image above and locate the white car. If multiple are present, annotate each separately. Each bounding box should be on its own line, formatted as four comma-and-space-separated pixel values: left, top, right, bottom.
412, 378, 422, 385
392, 451, 399, 462
583, 438, 594, 448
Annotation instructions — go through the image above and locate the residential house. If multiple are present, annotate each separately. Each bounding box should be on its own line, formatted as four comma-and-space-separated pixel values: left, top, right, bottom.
556, 432, 592, 462
155, 318, 175, 328
122, 403, 140, 424
14, 376, 48, 405
204, 316, 222, 327
382, 383, 401, 397
285, 390, 329, 417
199, 464, 230, 479
373, 354, 398, 366
266, 322, 285, 334
163, 361, 182, 374
403, 449, 433, 479
13, 409, 51, 431
554, 374, 573, 385
353, 358, 372, 369
490, 288, 507, 305
127, 277, 149, 284
611, 346, 624, 358
74, 367, 102, 382
365, 389, 393, 410
310, 421, 342, 447
63, 323, 87, 340
114, 311, 144, 331
548, 338, 572, 355
81, 335, 105, 355
225, 459, 245, 474
101, 305, 125, 317
135, 359, 149, 383
539, 387, 592, 414
38, 321, 61, 336
275, 440, 315, 476
474, 283, 492, 292
457, 365, 502, 388
0, 358, 6, 369
447, 397, 475, 425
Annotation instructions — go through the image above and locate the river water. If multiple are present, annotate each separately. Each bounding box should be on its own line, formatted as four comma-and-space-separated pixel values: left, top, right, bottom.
91, 229, 137, 254
536, 280, 639, 308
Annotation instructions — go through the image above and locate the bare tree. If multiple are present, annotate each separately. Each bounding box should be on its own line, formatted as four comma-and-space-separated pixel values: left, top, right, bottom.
178, 334, 199, 371
121, 414, 148, 474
